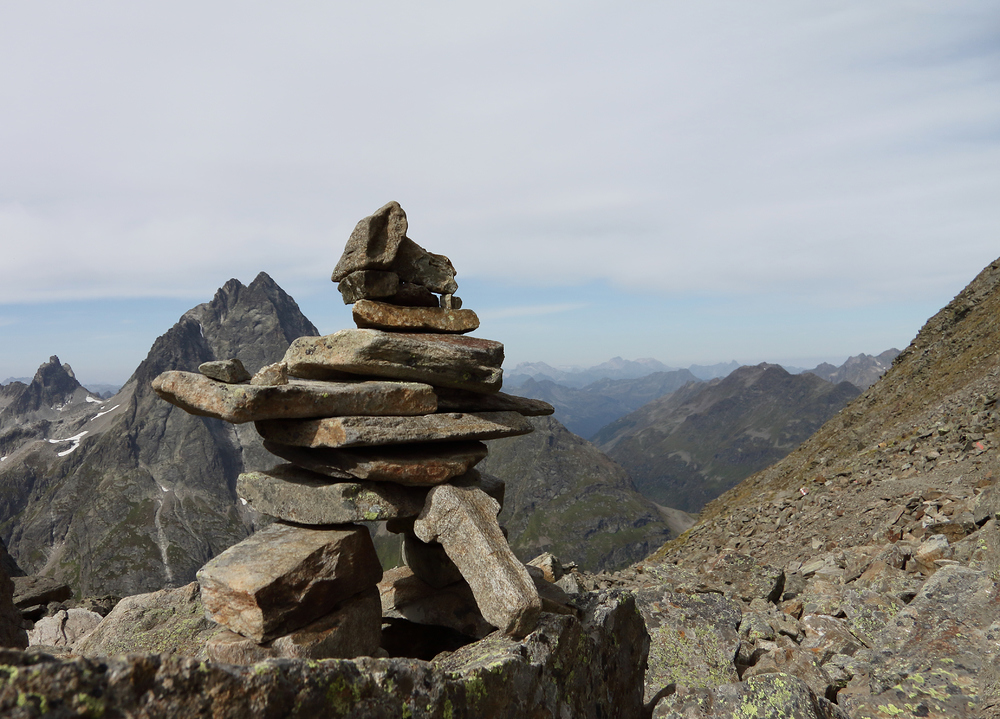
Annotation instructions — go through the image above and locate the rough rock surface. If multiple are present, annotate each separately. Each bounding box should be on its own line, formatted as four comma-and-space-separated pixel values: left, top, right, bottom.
655, 673, 848, 719
12, 576, 72, 609
262, 440, 488, 486
199, 358, 251, 383
283, 330, 503, 393
153, 372, 437, 423
26, 608, 102, 648
255, 411, 532, 449
0, 589, 646, 719
75, 582, 223, 658
237, 465, 428, 524
414, 484, 541, 638
197, 523, 382, 642
352, 299, 480, 334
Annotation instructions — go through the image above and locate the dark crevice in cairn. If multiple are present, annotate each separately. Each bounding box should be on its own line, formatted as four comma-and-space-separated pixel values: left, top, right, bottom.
153, 201, 559, 662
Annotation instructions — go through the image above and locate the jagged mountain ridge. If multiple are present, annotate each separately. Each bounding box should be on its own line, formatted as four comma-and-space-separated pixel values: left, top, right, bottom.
593, 364, 861, 512
0, 272, 318, 597
505, 369, 700, 439
803, 348, 900, 389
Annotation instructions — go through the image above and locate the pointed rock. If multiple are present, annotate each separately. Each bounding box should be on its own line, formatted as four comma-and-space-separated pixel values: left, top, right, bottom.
152, 372, 437, 424
352, 299, 480, 334
413, 484, 541, 637
332, 201, 409, 280
283, 329, 503, 393
237, 465, 428, 524
255, 411, 532, 449
197, 523, 382, 642
262, 440, 487, 486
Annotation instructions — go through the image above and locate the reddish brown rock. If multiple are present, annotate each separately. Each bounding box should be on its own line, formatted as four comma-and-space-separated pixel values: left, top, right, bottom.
255, 411, 531, 449
262, 440, 487, 486
282, 329, 503, 393
152, 372, 437, 424
352, 299, 480, 334
413, 484, 541, 638
197, 523, 382, 642
205, 587, 381, 663
237, 465, 427, 524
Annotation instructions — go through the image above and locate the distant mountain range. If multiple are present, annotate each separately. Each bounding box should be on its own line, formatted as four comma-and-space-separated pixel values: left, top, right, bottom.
592, 364, 861, 512
802, 348, 900, 389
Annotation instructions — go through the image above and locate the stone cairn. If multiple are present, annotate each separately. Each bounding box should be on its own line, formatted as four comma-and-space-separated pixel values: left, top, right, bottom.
153, 201, 559, 663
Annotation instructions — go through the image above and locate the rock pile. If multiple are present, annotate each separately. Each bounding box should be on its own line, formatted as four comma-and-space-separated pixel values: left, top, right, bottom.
153, 201, 554, 662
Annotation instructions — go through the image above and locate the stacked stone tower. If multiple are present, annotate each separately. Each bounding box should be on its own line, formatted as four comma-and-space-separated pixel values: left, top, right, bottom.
153, 201, 555, 662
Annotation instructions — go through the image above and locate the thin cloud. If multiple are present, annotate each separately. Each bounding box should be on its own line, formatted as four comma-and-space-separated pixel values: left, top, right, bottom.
479, 303, 590, 320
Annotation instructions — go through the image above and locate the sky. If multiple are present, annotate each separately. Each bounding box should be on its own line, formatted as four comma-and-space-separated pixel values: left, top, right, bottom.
1, 2, 998, 385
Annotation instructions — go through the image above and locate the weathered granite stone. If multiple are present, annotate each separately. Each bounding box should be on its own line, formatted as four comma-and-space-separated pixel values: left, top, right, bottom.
337, 270, 400, 304
527, 552, 564, 583
331, 201, 458, 295
635, 587, 741, 703
75, 582, 223, 658
0, 589, 648, 719
262, 440, 487, 486
840, 565, 998, 718
799, 614, 863, 663
353, 299, 480, 334
450, 468, 506, 507
255, 411, 532, 449
197, 523, 382, 642
413, 484, 541, 638
402, 531, 464, 589
853, 560, 922, 602
12, 576, 72, 609
205, 587, 382, 663
0, 562, 27, 649
839, 588, 903, 648
702, 551, 785, 603
27, 608, 103, 648
237, 465, 428, 524
379, 566, 495, 639
743, 645, 834, 699
440, 294, 462, 309
522, 566, 577, 617
655, 673, 849, 719
911, 533, 953, 575
435, 387, 555, 416
283, 330, 503, 393
331, 201, 409, 280
153, 372, 438, 424
392, 237, 458, 295
251, 361, 288, 386
199, 358, 251, 383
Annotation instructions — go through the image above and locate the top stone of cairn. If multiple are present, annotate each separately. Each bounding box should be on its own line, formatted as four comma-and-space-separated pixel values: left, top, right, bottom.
332, 201, 458, 300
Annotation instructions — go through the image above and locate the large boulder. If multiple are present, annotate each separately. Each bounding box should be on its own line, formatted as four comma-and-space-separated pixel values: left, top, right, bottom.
0, 590, 647, 719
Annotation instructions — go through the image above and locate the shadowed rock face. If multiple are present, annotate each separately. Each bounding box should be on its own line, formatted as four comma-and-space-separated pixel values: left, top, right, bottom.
0, 272, 319, 597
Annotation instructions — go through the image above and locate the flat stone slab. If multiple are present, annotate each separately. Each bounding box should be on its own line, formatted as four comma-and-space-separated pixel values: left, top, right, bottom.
414, 484, 541, 638
255, 411, 532, 449
262, 440, 488, 486
283, 329, 503, 393
152, 372, 437, 424
352, 299, 480, 334
435, 387, 554, 416
197, 523, 382, 642
237, 465, 428, 524
205, 587, 381, 663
